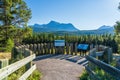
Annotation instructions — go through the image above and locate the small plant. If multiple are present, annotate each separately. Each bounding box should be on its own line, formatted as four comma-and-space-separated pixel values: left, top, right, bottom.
80, 70, 90, 80
5, 38, 14, 52
27, 70, 42, 80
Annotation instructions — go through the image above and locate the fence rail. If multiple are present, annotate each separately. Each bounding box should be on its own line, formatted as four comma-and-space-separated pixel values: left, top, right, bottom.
86, 46, 120, 80
0, 48, 36, 80
19, 64, 36, 80
86, 55, 120, 79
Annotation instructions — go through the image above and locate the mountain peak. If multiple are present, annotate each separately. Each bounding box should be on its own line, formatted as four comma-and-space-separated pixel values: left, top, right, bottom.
48, 20, 60, 26
98, 25, 113, 30
31, 20, 79, 32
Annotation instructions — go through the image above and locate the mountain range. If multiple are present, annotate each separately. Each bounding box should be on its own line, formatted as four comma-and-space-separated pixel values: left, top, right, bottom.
30, 21, 114, 35
31, 21, 79, 32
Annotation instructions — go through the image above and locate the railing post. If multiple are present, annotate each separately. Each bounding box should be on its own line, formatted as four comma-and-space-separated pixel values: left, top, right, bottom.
41, 43, 44, 55
66, 43, 69, 54
50, 43, 54, 54
70, 43, 73, 55
0, 59, 8, 80
33, 44, 37, 53
38, 44, 41, 55
24, 49, 33, 70
88, 48, 97, 70
47, 43, 50, 54
75, 42, 78, 55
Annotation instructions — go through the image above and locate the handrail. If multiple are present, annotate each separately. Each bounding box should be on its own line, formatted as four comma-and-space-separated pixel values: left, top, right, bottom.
86, 55, 120, 79
19, 64, 36, 80
0, 54, 35, 80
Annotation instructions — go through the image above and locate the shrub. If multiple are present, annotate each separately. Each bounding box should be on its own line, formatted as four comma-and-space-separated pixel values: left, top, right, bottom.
80, 70, 90, 80
5, 38, 14, 52
27, 70, 42, 80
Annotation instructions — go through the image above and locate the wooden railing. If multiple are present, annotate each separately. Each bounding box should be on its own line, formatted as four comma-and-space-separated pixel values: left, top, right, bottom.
18, 43, 90, 56
0, 47, 36, 80
86, 56, 120, 79
86, 47, 120, 80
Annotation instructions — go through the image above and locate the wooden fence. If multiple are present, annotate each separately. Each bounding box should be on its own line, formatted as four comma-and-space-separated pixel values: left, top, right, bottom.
19, 43, 89, 56
86, 47, 120, 80
0, 47, 36, 80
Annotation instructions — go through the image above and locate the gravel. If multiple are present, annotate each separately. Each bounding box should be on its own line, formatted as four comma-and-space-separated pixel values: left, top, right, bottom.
34, 55, 85, 80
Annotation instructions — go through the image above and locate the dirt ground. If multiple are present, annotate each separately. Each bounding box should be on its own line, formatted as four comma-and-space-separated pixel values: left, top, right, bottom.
34, 54, 86, 80
0, 52, 11, 59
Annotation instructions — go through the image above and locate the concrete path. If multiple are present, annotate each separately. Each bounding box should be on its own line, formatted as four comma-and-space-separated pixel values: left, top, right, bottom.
34, 54, 87, 80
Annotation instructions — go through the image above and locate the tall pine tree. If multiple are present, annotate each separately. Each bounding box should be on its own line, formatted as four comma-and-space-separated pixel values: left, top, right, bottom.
0, 0, 31, 40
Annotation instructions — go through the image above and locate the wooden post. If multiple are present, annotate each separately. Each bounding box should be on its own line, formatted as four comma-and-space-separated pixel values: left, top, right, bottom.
30, 44, 33, 51
47, 43, 51, 54
116, 59, 120, 69
61, 46, 65, 54
24, 49, 32, 70
46, 43, 49, 54
33, 44, 37, 53
66, 43, 69, 54
26, 44, 30, 49
103, 47, 113, 63
70, 43, 73, 55
0, 59, 8, 80
88, 48, 96, 70
108, 48, 113, 63
44, 43, 46, 54
55, 47, 57, 54
75, 43, 78, 55
63, 46, 65, 54
51, 43, 54, 54
41, 43, 44, 55
38, 44, 41, 55
95, 45, 98, 51
90, 44, 93, 50
22, 45, 26, 53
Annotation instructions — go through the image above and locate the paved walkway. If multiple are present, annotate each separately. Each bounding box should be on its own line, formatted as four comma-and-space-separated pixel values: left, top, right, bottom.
34, 54, 87, 80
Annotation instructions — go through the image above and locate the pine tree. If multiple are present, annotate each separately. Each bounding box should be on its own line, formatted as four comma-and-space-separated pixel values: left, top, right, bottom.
0, 0, 32, 51
114, 21, 120, 53
0, 0, 31, 40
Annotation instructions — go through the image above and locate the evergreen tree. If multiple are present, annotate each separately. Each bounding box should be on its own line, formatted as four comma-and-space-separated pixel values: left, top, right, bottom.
0, 0, 32, 51
0, 0, 31, 40
114, 21, 120, 53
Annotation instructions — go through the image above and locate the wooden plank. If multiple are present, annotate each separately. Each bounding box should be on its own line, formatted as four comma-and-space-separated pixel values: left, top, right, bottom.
86, 55, 120, 79
0, 54, 35, 80
19, 64, 36, 80
96, 51, 104, 56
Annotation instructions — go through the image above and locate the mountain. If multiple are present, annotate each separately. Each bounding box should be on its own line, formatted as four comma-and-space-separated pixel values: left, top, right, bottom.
98, 25, 114, 30
31, 21, 79, 32
30, 21, 114, 35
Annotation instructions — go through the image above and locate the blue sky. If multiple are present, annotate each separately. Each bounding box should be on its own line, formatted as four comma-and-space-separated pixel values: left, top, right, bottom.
25, 0, 120, 30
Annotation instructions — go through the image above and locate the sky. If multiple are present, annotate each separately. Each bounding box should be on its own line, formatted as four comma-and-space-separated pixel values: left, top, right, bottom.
25, 0, 120, 30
